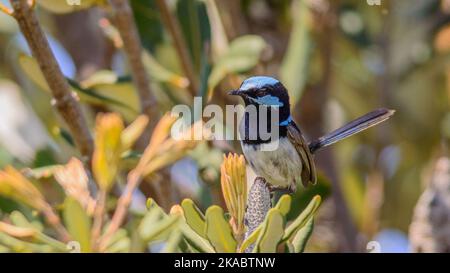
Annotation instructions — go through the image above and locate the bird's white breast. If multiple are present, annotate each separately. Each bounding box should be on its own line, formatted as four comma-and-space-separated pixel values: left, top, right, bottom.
241, 137, 303, 190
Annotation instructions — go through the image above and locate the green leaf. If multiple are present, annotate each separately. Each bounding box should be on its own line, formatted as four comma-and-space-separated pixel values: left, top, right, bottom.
18, 54, 50, 92
181, 199, 206, 237
103, 228, 128, 252
176, 0, 211, 72
204, 206, 237, 253
253, 208, 285, 253
274, 194, 292, 216
142, 51, 189, 89
180, 223, 215, 253
23, 165, 62, 180
280, 0, 312, 105
9, 211, 43, 232
291, 218, 314, 253
282, 195, 321, 242
18, 55, 138, 117
238, 227, 260, 253
161, 230, 183, 253
63, 197, 92, 252
139, 206, 179, 242
105, 237, 130, 253
207, 35, 266, 97
68, 78, 139, 115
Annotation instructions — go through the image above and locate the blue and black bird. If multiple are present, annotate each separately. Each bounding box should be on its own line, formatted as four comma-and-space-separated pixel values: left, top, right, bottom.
229, 76, 394, 193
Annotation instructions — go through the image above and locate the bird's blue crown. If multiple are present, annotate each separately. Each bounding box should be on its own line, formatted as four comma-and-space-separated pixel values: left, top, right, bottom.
240, 76, 280, 91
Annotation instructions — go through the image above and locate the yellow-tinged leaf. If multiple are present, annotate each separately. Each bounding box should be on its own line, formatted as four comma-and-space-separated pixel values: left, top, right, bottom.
204, 206, 237, 253
220, 153, 247, 237
181, 199, 206, 237
238, 227, 261, 253
274, 195, 292, 216
291, 218, 314, 253
142, 51, 189, 89
18, 54, 50, 92
92, 113, 124, 191
253, 208, 285, 253
63, 197, 92, 252
80, 70, 118, 89
120, 115, 149, 152
139, 206, 179, 242
0, 166, 46, 211
282, 195, 321, 241
180, 223, 215, 253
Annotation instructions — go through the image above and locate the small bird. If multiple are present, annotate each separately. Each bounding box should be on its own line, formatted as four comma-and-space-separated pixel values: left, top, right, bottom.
229, 76, 394, 193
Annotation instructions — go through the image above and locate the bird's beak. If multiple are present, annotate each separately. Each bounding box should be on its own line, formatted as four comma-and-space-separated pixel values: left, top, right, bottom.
228, 89, 244, 96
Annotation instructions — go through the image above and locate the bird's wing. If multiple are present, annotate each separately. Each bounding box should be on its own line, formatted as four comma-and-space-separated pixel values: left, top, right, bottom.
287, 122, 317, 186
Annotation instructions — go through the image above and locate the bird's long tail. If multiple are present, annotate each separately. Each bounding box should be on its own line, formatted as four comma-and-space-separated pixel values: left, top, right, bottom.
308, 108, 395, 154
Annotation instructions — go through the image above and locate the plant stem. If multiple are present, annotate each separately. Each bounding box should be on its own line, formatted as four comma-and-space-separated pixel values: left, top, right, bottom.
98, 169, 142, 251
109, 0, 159, 131
91, 190, 106, 251
42, 205, 71, 243
9, 0, 94, 160
155, 0, 199, 96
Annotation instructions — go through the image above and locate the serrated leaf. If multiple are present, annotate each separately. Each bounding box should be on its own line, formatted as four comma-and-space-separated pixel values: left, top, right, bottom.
291, 218, 314, 253
253, 208, 285, 253
282, 195, 321, 242
63, 197, 92, 252
181, 199, 206, 238
204, 206, 236, 253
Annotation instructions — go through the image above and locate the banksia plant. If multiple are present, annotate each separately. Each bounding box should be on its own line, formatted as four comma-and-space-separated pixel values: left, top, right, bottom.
220, 153, 247, 242
244, 177, 271, 252
137, 153, 323, 253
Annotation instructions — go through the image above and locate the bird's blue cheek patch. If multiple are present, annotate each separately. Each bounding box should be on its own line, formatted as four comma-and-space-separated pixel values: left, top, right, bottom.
280, 116, 292, 126
250, 95, 284, 107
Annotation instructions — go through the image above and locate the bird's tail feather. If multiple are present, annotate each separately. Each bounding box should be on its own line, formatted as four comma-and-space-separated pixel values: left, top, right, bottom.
308, 108, 395, 154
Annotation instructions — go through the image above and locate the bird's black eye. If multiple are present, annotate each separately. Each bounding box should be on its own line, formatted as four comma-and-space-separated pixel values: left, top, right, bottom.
254, 88, 268, 97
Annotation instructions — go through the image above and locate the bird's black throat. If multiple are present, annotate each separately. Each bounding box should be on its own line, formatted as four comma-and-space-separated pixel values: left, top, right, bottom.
241, 104, 291, 145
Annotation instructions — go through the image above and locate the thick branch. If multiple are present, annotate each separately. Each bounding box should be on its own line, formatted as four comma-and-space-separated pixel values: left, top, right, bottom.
10, 0, 93, 159
155, 0, 199, 96
109, 0, 159, 130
